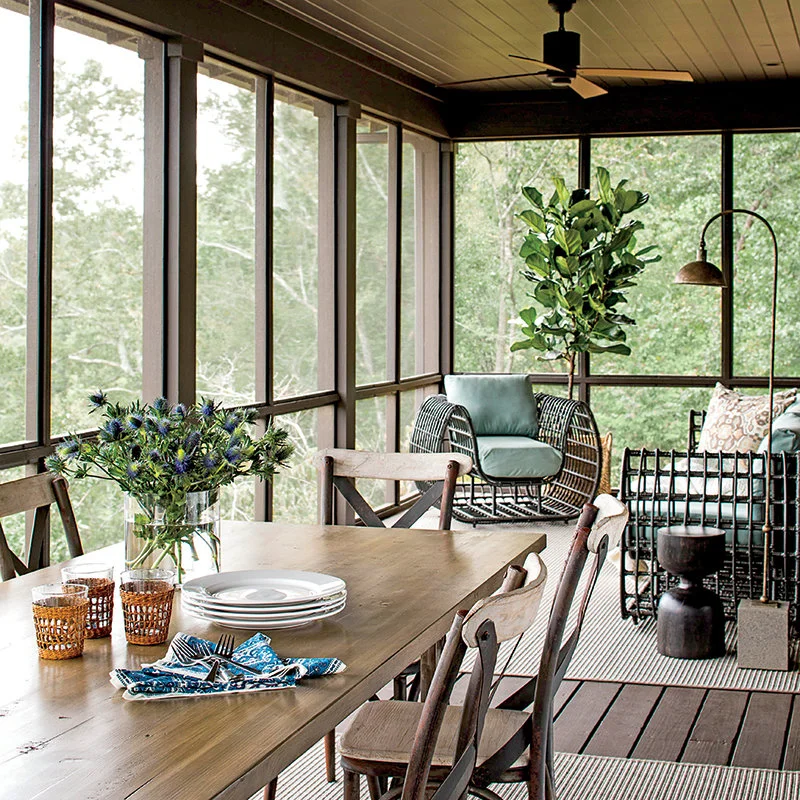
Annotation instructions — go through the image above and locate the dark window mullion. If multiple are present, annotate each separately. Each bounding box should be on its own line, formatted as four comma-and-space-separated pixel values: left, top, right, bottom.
721, 131, 734, 382
254, 74, 273, 521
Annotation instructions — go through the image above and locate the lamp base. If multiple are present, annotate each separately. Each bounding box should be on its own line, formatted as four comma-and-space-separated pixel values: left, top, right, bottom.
737, 599, 789, 671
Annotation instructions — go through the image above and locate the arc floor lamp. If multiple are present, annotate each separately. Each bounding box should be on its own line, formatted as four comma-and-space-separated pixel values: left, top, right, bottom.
676, 208, 788, 670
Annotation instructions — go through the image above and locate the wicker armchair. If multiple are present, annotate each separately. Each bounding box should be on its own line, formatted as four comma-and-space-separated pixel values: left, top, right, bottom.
619, 409, 800, 625
409, 391, 601, 524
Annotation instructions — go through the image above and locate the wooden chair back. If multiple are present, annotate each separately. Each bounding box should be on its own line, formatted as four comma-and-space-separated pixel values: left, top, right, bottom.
396, 495, 628, 800
0, 473, 83, 581
400, 556, 547, 800
314, 449, 472, 529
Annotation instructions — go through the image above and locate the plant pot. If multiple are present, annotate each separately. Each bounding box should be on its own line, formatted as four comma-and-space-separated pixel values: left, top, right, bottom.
124, 491, 221, 585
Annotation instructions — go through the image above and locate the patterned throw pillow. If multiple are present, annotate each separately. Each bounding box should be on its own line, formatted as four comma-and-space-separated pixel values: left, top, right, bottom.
698, 383, 797, 453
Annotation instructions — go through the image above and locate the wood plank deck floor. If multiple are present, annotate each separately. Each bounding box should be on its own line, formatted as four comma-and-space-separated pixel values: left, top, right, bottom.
549, 678, 800, 770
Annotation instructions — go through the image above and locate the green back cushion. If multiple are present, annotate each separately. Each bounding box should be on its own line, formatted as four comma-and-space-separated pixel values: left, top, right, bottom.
444, 374, 539, 438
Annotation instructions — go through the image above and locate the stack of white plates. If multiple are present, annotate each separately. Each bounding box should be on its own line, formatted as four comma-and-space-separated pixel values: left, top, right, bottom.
181, 569, 347, 630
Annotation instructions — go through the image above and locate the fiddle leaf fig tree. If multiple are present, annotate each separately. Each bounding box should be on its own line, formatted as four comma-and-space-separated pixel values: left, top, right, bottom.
511, 167, 660, 399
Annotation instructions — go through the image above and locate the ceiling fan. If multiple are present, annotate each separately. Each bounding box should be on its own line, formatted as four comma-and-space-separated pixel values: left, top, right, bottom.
439, 0, 693, 99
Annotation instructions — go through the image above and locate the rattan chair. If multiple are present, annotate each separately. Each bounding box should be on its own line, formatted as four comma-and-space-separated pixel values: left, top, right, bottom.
619, 410, 800, 626
0, 472, 83, 581
410, 388, 601, 524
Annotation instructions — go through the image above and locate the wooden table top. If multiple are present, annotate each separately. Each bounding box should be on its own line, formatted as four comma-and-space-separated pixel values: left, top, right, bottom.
0, 522, 545, 800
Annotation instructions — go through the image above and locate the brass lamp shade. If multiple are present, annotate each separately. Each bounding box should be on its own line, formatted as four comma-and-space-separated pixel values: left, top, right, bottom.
674, 256, 726, 287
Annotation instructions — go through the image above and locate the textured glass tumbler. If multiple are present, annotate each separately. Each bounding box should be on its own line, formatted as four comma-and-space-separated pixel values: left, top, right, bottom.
62, 563, 115, 638
32, 583, 89, 660
120, 568, 176, 645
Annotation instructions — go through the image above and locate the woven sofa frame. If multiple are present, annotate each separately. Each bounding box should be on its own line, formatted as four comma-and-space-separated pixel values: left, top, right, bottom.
409, 392, 600, 524
619, 410, 800, 626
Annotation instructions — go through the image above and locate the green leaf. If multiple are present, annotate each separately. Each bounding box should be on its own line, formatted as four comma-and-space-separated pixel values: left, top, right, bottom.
522, 186, 544, 208
519, 209, 547, 233
563, 228, 582, 255
596, 167, 612, 203
552, 175, 570, 208
587, 342, 632, 355
568, 198, 595, 216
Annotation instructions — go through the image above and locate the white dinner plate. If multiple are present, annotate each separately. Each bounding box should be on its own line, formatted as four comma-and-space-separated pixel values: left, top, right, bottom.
182, 598, 347, 630
182, 570, 346, 606
180, 588, 347, 615
181, 590, 346, 618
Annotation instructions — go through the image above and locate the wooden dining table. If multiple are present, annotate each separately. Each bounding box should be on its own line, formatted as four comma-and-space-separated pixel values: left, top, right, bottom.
0, 521, 545, 800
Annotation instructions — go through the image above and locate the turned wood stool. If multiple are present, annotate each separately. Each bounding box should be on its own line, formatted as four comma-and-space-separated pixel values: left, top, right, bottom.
656, 525, 726, 659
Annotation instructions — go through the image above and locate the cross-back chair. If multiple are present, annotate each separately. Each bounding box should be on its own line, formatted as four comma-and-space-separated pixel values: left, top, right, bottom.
339, 494, 629, 800
316, 449, 473, 530
0, 472, 83, 581
265, 450, 473, 799
338, 548, 549, 800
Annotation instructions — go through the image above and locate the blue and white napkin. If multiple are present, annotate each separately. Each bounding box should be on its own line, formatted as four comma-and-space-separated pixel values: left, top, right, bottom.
110, 632, 346, 700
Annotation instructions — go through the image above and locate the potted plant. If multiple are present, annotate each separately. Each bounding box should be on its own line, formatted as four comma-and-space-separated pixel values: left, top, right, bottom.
511, 167, 660, 398
46, 393, 294, 583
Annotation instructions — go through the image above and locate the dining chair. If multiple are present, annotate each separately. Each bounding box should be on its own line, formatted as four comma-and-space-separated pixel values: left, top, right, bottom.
338, 495, 628, 800
338, 547, 549, 800
264, 449, 474, 799
316, 449, 473, 531
0, 472, 84, 581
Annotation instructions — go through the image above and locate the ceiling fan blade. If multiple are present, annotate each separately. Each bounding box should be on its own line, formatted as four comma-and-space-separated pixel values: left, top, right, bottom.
508, 54, 557, 71
578, 67, 693, 82
438, 70, 548, 88
570, 75, 608, 99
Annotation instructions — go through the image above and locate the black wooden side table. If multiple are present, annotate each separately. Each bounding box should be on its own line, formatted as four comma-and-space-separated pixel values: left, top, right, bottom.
656, 525, 726, 659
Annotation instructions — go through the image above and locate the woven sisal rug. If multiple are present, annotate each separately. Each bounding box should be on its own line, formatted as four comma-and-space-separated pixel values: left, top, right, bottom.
261, 738, 800, 800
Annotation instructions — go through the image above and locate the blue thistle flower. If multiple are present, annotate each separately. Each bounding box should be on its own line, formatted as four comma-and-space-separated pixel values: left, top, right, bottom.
203, 454, 217, 470
144, 415, 160, 433
126, 412, 144, 430
156, 419, 171, 437
184, 431, 201, 453
224, 447, 242, 465
130, 444, 142, 460
152, 396, 171, 414
88, 390, 108, 410
174, 448, 191, 475
222, 414, 239, 434
148, 448, 162, 462
56, 439, 82, 460
100, 418, 124, 441
126, 462, 141, 479
173, 403, 187, 419
199, 399, 216, 418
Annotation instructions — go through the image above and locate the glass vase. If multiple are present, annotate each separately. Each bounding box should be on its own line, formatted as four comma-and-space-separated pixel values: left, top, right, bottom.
124, 491, 221, 585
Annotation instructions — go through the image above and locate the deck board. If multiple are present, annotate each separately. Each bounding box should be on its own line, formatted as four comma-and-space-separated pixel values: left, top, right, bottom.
545, 678, 800, 770
681, 688, 749, 765
631, 686, 706, 762
553, 680, 621, 753
783, 696, 800, 770
582, 683, 663, 758
732, 692, 794, 769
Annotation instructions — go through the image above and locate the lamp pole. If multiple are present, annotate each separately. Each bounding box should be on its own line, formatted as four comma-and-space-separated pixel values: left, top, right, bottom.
686, 208, 779, 604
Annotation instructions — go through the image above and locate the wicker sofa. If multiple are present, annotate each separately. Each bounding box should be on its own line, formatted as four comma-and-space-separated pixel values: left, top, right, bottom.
409, 375, 601, 524
619, 409, 800, 625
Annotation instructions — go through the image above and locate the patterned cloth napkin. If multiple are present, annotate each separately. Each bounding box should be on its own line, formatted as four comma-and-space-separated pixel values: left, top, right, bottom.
110, 632, 346, 700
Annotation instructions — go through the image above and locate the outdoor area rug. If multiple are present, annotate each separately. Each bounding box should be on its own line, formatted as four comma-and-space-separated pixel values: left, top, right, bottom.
256, 739, 800, 800
453, 519, 800, 693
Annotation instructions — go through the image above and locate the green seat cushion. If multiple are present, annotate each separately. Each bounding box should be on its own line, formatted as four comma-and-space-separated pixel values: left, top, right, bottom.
476, 436, 562, 479
444, 374, 539, 438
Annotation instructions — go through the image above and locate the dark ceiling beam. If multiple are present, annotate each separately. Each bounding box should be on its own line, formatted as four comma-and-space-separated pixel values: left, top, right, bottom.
85, 0, 448, 137
447, 80, 800, 140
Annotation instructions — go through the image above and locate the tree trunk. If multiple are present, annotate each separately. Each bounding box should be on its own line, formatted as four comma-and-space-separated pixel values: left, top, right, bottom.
567, 354, 575, 400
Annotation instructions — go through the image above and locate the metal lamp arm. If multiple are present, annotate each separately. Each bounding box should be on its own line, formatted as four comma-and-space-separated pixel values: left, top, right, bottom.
698, 207, 778, 603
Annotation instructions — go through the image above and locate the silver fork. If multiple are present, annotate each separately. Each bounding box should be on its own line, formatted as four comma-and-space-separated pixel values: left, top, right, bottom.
214, 634, 262, 675
171, 636, 235, 682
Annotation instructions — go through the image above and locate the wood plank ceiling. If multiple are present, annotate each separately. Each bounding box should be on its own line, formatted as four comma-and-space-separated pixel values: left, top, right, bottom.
260, 0, 800, 93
